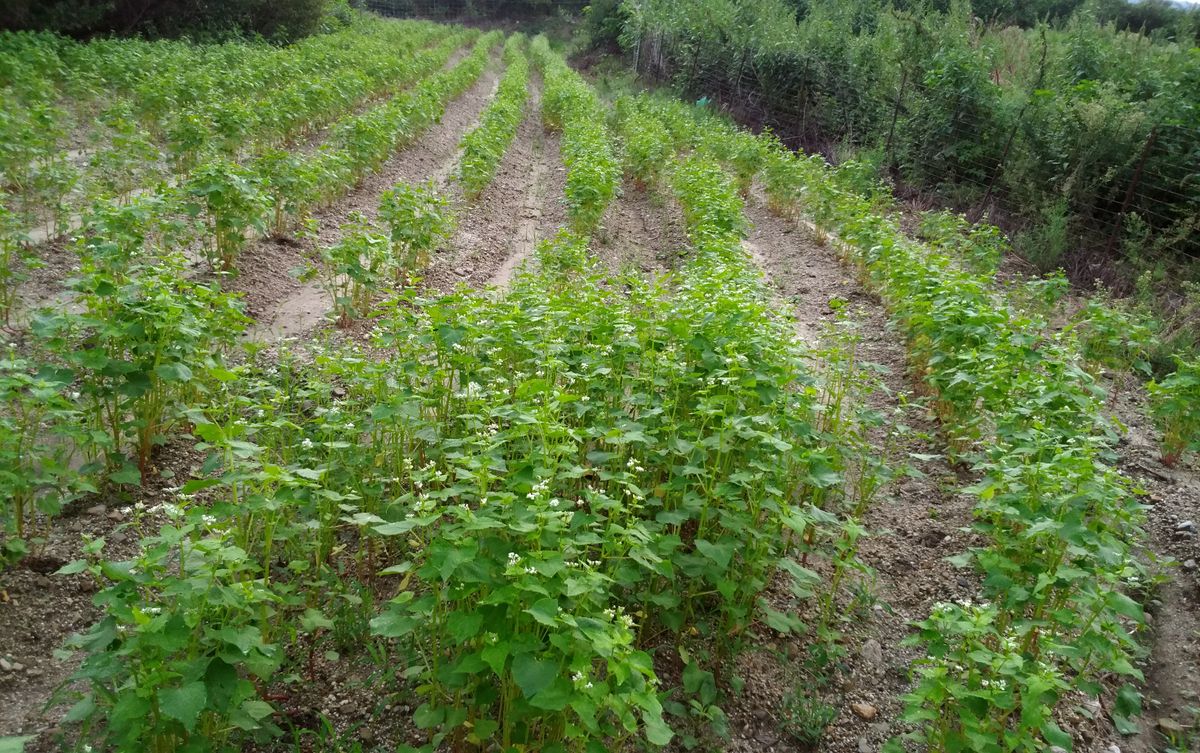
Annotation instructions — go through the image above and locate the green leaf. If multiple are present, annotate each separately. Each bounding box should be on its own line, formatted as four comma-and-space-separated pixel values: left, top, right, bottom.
109, 466, 142, 486
413, 702, 444, 730
526, 598, 559, 627
512, 654, 558, 698
446, 612, 484, 643
643, 711, 675, 746
55, 560, 89, 576
370, 611, 418, 638
1112, 684, 1141, 735
0, 737, 36, 753
1040, 721, 1073, 751
1106, 591, 1144, 622
158, 681, 207, 732
694, 538, 734, 570
529, 677, 573, 711
155, 363, 193, 383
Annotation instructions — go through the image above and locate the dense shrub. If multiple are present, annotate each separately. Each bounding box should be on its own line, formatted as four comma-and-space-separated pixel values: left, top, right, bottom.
1, 0, 334, 42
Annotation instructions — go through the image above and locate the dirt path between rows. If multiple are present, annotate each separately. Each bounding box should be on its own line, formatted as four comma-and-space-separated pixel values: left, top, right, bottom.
424, 74, 556, 293
245, 57, 503, 341
593, 182, 688, 276
717, 197, 981, 753
1109, 386, 1200, 752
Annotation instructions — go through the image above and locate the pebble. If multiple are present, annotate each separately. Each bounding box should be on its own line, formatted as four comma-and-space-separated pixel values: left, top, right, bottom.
26, 667, 43, 678
857, 736, 871, 753
1183, 559, 1197, 571
86, 504, 106, 516
860, 639, 884, 672
107, 509, 124, 521
1104, 746, 1121, 753
1176, 520, 1196, 533
851, 701, 878, 721
0, 658, 11, 671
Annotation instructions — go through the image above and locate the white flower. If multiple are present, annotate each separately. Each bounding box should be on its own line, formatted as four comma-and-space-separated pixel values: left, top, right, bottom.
301, 438, 314, 450
524, 566, 537, 575
548, 498, 560, 509
507, 552, 521, 566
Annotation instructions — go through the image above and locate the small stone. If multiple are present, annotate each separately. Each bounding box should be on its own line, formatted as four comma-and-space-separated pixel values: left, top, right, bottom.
1176, 520, 1196, 533
454, 267, 469, 278
1104, 745, 1122, 753
851, 701, 878, 721
26, 667, 43, 678
106, 509, 124, 521
1158, 717, 1186, 733
860, 639, 884, 672
10, 662, 25, 672
1183, 559, 1197, 571
86, 504, 106, 515
857, 736, 871, 753
0, 658, 12, 671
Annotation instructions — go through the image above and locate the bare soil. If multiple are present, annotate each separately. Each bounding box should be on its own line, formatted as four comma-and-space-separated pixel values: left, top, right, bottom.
424, 74, 557, 293
716, 196, 981, 753
246, 59, 504, 341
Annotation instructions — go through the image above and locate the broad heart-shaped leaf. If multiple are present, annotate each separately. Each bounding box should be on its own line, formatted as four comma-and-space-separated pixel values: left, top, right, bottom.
529, 677, 573, 711
370, 610, 418, 639
525, 598, 559, 627
446, 612, 484, 643
694, 538, 734, 570
1112, 683, 1142, 735
511, 654, 558, 698
154, 362, 193, 383
1040, 721, 1073, 751
159, 681, 207, 732
643, 710, 675, 746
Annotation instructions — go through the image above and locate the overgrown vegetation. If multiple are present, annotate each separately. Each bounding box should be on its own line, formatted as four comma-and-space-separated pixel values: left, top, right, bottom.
611, 0, 1200, 328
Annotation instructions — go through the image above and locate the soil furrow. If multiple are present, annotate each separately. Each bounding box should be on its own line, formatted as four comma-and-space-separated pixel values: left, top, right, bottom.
724, 197, 980, 753
592, 181, 689, 276
245, 58, 504, 342
424, 75, 550, 293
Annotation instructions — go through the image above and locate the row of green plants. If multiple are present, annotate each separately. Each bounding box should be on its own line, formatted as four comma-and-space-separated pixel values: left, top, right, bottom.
530, 36, 621, 234
457, 34, 530, 200
0, 31, 501, 543
0, 19, 452, 232
43, 54, 867, 750
616, 90, 1164, 750
914, 209, 1200, 463
48, 167, 853, 753
748, 119, 1150, 751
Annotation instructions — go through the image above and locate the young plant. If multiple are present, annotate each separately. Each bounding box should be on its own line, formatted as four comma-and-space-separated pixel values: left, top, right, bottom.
377, 181, 452, 285
0, 198, 33, 325
185, 159, 270, 272
306, 212, 391, 327
1148, 357, 1200, 467
0, 355, 89, 543
33, 252, 248, 479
